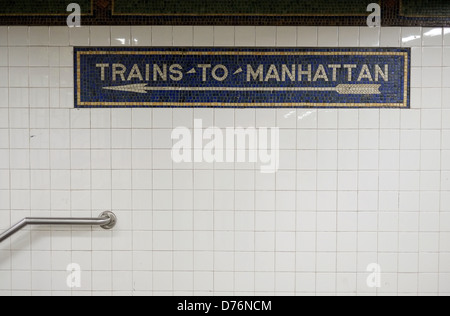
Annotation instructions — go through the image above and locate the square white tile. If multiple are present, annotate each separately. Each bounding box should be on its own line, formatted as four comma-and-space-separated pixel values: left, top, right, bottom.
8, 26, 28, 46
173, 26, 193, 46
131, 108, 152, 128
29, 47, 49, 67
402, 27, 422, 47
256, 26, 276, 47
90, 26, 111, 46
422, 67, 442, 87
69, 26, 90, 46
422, 28, 443, 46
9, 109, 29, 128
30, 67, 49, 88
112, 109, 132, 128
131, 26, 152, 46
360, 27, 380, 47
111, 26, 131, 46
422, 88, 442, 108
29, 88, 49, 108
276, 27, 297, 46
29, 27, 49, 46
30, 109, 49, 129
380, 27, 401, 47
10, 129, 29, 149
193, 26, 213, 46
214, 26, 234, 47
422, 47, 443, 67
152, 26, 173, 46
235, 26, 256, 47
9, 67, 28, 87
339, 27, 359, 47
318, 27, 338, 46
49, 27, 69, 46
8, 47, 28, 67
9, 88, 28, 108
297, 27, 318, 46
153, 108, 172, 128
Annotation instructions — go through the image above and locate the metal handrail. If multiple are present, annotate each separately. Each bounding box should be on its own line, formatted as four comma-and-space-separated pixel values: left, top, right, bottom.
0, 211, 117, 243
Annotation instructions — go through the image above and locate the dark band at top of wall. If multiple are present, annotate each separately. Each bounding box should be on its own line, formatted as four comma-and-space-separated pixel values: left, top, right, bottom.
0, 0, 94, 15
400, 0, 450, 18
0, 0, 449, 26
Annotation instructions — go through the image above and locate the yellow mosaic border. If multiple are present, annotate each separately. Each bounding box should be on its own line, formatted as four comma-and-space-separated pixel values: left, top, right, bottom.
76, 50, 409, 108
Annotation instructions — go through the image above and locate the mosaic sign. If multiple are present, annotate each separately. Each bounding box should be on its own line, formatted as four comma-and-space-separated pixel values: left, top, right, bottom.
74, 47, 410, 108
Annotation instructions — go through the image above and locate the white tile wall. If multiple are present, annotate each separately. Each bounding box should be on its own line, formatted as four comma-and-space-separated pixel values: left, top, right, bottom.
0, 25, 449, 296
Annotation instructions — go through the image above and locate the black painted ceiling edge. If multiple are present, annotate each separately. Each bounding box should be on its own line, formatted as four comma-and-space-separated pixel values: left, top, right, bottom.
0, 0, 449, 27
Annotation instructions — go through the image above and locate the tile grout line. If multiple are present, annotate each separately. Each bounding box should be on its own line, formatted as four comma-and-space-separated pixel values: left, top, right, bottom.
7, 26, 12, 295
48, 29, 54, 295
437, 27, 444, 296
335, 109, 340, 295
416, 31, 423, 296
335, 26, 340, 296
232, 25, 236, 297
273, 27, 277, 297
356, 107, 360, 296
28, 26, 33, 293
314, 26, 318, 297
89, 106, 94, 296
395, 107, 401, 297
171, 27, 175, 297
376, 93, 381, 296
294, 26, 299, 296
376, 25, 382, 298
130, 26, 135, 296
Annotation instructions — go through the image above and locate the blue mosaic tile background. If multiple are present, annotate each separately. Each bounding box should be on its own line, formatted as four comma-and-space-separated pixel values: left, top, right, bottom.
74, 47, 410, 109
